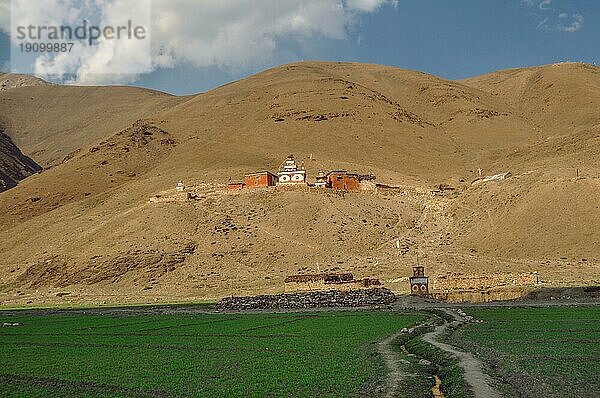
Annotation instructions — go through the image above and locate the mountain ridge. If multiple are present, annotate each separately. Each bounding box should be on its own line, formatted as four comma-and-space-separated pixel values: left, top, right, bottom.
0, 61, 598, 306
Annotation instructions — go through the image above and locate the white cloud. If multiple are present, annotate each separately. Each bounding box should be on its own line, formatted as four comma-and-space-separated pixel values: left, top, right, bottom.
0, 0, 9, 33
557, 13, 583, 32
150, 1, 347, 69
8, 0, 152, 84
346, 0, 391, 12
3, 0, 396, 84
521, 0, 583, 33
536, 17, 548, 29
149, 0, 395, 70
538, 0, 551, 10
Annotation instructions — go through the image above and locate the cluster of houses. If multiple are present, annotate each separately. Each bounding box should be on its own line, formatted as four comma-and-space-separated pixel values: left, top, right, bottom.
228, 154, 376, 191
283, 266, 430, 295
284, 272, 382, 292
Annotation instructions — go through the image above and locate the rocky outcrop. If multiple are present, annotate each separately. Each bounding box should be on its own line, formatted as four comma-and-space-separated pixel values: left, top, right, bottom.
216, 288, 396, 311
14, 241, 197, 289
0, 129, 42, 192
0, 73, 50, 91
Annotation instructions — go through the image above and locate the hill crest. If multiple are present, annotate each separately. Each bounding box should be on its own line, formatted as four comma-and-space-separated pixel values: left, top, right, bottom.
0, 61, 598, 306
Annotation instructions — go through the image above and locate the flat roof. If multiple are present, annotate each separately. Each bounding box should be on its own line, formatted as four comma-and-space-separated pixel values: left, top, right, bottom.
327, 170, 359, 177
244, 171, 277, 177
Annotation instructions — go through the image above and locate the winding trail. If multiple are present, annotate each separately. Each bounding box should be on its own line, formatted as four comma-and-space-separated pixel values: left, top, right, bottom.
378, 308, 502, 398
377, 330, 409, 398
421, 309, 502, 398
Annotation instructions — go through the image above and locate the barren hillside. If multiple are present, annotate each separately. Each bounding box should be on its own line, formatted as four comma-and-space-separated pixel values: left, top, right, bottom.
0, 61, 598, 306
0, 129, 41, 192
0, 85, 187, 166
0, 73, 50, 92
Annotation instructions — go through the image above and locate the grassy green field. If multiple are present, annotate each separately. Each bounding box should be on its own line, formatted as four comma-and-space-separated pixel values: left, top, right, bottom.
0, 310, 421, 397
450, 306, 600, 398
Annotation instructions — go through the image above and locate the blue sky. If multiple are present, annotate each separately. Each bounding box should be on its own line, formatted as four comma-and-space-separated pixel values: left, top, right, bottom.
0, 0, 597, 95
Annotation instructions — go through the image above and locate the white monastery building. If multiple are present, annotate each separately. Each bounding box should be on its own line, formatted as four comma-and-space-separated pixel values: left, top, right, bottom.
276, 154, 306, 185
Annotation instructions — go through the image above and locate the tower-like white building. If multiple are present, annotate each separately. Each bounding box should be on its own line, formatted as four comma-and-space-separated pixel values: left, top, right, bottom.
276, 154, 306, 185
315, 170, 327, 187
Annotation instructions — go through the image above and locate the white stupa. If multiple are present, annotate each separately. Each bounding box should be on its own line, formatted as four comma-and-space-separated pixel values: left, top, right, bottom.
276, 154, 306, 185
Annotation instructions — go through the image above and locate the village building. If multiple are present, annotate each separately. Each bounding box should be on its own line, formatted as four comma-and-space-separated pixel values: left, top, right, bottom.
326, 170, 361, 191
409, 266, 429, 296
225, 155, 379, 192
276, 154, 306, 185
315, 170, 327, 187
227, 182, 245, 191
244, 171, 278, 188
176, 180, 185, 192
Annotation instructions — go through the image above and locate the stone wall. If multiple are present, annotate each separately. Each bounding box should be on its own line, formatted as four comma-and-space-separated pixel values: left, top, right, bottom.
284, 279, 382, 293
283, 273, 381, 293
215, 288, 396, 311
432, 272, 538, 291
431, 286, 530, 303
148, 191, 191, 203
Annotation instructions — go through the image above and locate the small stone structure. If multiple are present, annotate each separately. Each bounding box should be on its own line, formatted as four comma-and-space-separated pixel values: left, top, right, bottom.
148, 191, 191, 203
472, 171, 511, 186
315, 170, 328, 187
431, 183, 456, 196
374, 183, 404, 193
359, 179, 377, 191
176, 180, 185, 192
284, 272, 381, 292
215, 288, 396, 311
227, 182, 245, 191
409, 266, 429, 296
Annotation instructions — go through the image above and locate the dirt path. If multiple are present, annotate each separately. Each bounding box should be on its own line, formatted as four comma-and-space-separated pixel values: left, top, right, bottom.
377, 329, 409, 398
421, 309, 502, 398
431, 375, 445, 398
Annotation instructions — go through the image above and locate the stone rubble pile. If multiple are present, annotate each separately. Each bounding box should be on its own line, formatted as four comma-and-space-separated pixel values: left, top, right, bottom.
216, 288, 396, 310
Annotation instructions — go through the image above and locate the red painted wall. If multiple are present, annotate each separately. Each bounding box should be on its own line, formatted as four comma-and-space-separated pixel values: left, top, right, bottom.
244, 172, 276, 188
227, 183, 245, 191
328, 173, 360, 191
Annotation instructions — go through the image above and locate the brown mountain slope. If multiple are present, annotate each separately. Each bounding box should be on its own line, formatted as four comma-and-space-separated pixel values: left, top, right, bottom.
461, 62, 600, 133
0, 120, 176, 229
455, 62, 600, 265
157, 62, 539, 182
0, 61, 598, 306
0, 74, 46, 192
0, 85, 187, 167
0, 73, 50, 91
0, 128, 41, 191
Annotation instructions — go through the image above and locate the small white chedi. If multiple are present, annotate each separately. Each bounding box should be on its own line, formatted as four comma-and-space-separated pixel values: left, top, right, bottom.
276, 154, 306, 185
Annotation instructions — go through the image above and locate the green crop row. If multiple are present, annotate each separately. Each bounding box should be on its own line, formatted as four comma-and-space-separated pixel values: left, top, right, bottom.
449, 305, 600, 398
0, 310, 422, 397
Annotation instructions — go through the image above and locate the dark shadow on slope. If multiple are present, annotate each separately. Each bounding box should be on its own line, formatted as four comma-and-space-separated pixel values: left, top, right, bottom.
0, 129, 42, 192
